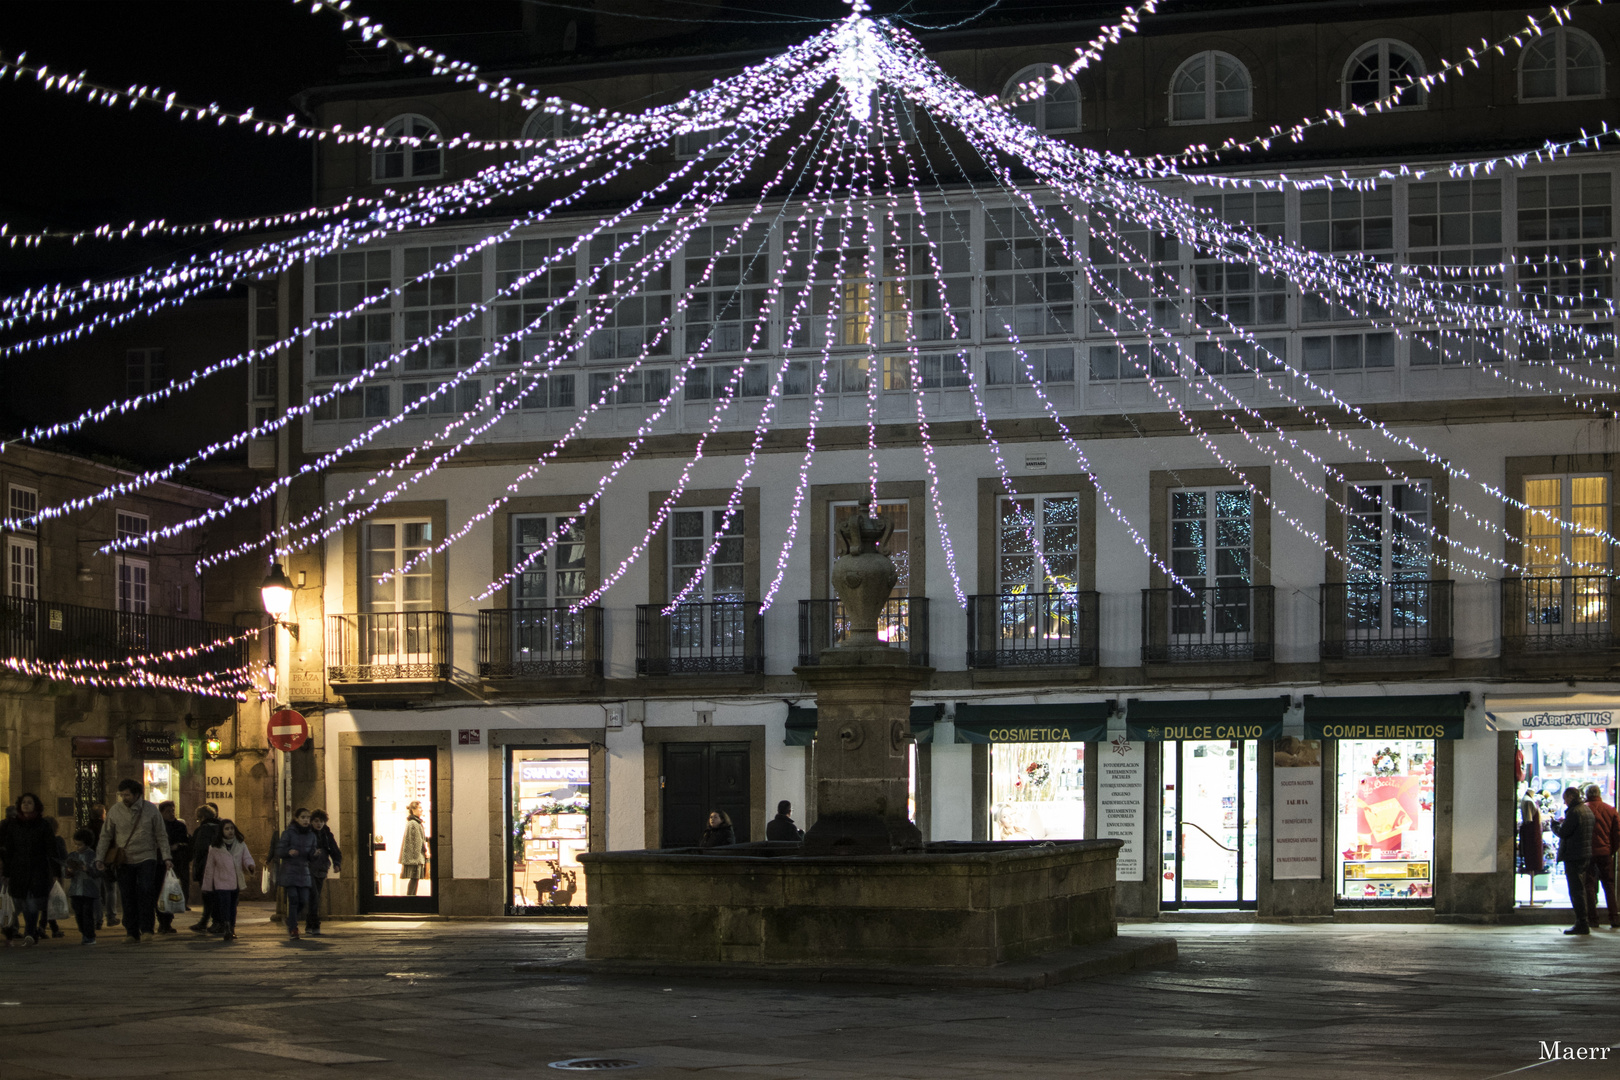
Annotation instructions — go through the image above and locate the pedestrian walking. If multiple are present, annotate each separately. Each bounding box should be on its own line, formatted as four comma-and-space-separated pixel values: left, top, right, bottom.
87, 803, 121, 928
156, 801, 189, 934
400, 801, 427, 896
62, 828, 102, 944
201, 820, 254, 942
94, 779, 173, 943
306, 810, 342, 936
766, 800, 802, 841
699, 809, 736, 848
273, 808, 318, 940
0, 794, 57, 945
1584, 784, 1620, 930
1556, 786, 1595, 936
188, 805, 221, 934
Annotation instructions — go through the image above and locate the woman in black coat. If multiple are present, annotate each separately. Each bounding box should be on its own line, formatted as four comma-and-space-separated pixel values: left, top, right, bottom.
699, 809, 736, 848
0, 793, 58, 945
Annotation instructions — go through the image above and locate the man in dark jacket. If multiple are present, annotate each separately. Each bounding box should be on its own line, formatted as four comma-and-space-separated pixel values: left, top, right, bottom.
765, 800, 803, 841
1583, 784, 1620, 930
305, 810, 342, 937
1558, 786, 1595, 935
156, 801, 189, 933
189, 806, 221, 933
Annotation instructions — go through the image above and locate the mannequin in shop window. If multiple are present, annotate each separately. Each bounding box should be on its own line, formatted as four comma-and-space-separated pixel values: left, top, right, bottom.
400, 801, 428, 895
1519, 794, 1545, 876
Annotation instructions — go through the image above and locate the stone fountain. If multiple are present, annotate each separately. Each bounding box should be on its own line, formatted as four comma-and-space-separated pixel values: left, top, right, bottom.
558, 500, 1173, 987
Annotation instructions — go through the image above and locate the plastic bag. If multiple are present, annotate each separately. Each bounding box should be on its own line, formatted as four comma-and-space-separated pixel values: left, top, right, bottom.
47, 881, 70, 921
157, 869, 186, 915
261, 867, 272, 895
0, 887, 13, 926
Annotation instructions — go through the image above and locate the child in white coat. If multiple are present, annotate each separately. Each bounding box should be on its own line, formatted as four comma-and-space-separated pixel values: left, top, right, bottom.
200, 820, 255, 941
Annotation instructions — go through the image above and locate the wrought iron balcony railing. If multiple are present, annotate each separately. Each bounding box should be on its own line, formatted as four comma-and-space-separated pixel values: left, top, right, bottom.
1320, 579, 1453, 660
1501, 575, 1617, 656
325, 611, 451, 682
478, 606, 603, 678
966, 591, 1099, 668
0, 595, 249, 682
798, 596, 929, 667
1142, 584, 1275, 663
637, 600, 763, 675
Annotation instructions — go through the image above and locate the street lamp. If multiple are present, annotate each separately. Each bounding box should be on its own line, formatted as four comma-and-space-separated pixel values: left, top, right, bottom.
260, 563, 295, 624
205, 729, 223, 758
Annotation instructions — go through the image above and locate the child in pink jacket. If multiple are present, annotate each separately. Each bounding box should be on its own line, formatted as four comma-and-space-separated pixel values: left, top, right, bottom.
201, 820, 255, 941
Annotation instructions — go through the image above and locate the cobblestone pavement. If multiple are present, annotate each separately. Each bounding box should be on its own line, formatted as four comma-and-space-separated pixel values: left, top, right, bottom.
3, 908, 1617, 1079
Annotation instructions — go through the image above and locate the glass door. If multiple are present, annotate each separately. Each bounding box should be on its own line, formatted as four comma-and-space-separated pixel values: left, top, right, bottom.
358, 748, 437, 914
1161, 740, 1258, 908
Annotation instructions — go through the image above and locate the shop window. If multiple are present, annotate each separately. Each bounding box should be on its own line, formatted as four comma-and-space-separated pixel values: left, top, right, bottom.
1335, 739, 1435, 900
368, 756, 434, 900
1516, 728, 1617, 908
143, 762, 175, 807
990, 741, 1084, 840
1162, 740, 1258, 906
510, 749, 590, 910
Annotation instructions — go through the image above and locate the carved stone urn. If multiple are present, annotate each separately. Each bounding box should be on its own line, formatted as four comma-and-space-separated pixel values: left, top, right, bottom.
829, 497, 898, 650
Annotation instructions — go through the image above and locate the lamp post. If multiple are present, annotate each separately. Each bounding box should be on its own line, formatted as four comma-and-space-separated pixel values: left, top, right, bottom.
259, 561, 296, 853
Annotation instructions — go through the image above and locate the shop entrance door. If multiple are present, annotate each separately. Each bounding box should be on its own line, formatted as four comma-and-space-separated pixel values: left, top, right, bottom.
661, 742, 750, 847
358, 748, 437, 914
1161, 740, 1258, 908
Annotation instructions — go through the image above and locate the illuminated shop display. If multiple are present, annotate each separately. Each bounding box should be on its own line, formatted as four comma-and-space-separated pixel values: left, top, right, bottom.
510, 750, 590, 910
1336, 739, 1435, 900
990, 741, 1084, 841
1516, 729, 1618, 909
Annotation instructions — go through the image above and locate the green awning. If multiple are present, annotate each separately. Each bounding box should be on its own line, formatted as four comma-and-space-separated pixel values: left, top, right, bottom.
952, 702, 1110, 744
1125, 696, 1289, 741
1304, 693, 1468, 741
785, 705, 937, 746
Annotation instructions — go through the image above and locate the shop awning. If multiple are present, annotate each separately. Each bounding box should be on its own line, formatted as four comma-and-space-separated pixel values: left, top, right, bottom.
952, 702, 1110, 744
1303, 693, 1468, 740
785, 705, 937, 746
1124, 696, 1289, 741
1484, 694, 1620, 731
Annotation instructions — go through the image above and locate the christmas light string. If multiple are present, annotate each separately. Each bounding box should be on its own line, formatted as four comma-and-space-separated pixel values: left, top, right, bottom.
0, 656, 253, 700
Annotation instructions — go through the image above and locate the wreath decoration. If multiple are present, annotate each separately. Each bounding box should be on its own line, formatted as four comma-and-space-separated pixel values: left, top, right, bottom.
1025, 760, 1051, 788
1371, 746, 1402, 776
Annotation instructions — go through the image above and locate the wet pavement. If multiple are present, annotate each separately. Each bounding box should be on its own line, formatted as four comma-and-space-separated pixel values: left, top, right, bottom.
2, 907, 1616, 1079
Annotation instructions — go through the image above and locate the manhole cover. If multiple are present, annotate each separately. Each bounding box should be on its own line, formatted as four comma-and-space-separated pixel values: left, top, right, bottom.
547, 1059, 645, 1072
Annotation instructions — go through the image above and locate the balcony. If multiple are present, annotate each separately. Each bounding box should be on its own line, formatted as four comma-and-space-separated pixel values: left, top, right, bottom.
1501, 575, 1617, 658
798, 596, 929, 667
0, 595, 250, 685
325, 611, 451, 683
1320, 580, 1453, 660
1142, 584, 1275, 664
966, 591, 1099, 668
637, 600, 763, 676
478, 606, 603, 679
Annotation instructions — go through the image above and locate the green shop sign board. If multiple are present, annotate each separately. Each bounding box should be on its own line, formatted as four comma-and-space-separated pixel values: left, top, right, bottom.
1302, 693, 1468, 741
952, 702, 1110, 744
785, 705, 938, 746
1124, 697, 1289, 741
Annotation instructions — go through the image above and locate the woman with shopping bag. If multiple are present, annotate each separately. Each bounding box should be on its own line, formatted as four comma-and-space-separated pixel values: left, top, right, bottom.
0, 793, 58, 946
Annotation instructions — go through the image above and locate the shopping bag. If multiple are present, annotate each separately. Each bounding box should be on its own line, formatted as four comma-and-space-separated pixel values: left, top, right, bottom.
46, 881, 70, 921
157, 870, 186, 915
260, 867, 272, 895
0, 887, 14, 925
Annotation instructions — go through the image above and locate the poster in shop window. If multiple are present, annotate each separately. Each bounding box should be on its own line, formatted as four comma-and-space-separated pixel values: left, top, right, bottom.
1272, 737, 1321, 881
1099, 736, 1145, 881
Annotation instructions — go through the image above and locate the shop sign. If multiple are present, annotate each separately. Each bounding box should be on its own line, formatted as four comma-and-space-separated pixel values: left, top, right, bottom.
952, 702, 1110, 744
1126, 719, 1282, 741
135, 732, 176, 758
1305, 720, 1461, 741
1098, 735, 1146, 881
205, 759, 235, 811
1272, 738, 1322, 881
519, 762, 588, 783
70, 736, 114, 759
1484, 697, 1620, 731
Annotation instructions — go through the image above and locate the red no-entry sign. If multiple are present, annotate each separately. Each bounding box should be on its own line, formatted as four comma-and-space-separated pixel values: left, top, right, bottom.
267, 709, 308, 752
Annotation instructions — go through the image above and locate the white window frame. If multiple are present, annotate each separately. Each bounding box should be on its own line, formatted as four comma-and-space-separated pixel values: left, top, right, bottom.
995, 493, 1081, 594
117, 558, 149, 615
8, 485, 38, 533
512, 514, 587, 607
372, 113, 445, 183
7, 536, 37, 600
364, 519, 434, 613
1519, 27, 1606, 103
115, 511, 150, 553
1004, 65, 1081, 134
1341, 39, 1428, 111
1168, 50, 1253, 125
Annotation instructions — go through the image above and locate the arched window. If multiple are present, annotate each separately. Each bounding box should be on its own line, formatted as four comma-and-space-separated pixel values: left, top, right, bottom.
1521, 27, 1605, 101
1343, 40, 1427, 109
521, 106, 585, 161
1005, 65, 1081, 133
373, 114, 443, 183
1169, 51, 1252, 124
